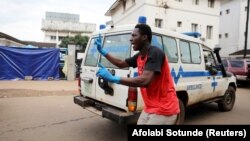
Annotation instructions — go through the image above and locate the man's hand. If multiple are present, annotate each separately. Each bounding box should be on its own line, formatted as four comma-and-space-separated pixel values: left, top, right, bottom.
96, 63, 120, 84
95, 34, 108, 56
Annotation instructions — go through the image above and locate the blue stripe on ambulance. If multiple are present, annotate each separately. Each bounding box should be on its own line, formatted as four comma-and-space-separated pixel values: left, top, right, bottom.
133, 66, 221, 90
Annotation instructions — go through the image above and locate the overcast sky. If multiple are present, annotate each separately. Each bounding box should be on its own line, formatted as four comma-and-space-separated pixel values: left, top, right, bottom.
0, 0, 116, 42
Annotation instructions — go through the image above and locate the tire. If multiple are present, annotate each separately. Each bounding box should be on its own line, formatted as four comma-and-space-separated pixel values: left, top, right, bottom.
175, 99, 185, 125
218, 86, 236, 111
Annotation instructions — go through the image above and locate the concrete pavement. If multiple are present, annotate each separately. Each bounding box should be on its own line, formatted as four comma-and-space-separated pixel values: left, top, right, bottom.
0, 80, 78, 91
0, 80, 78, 98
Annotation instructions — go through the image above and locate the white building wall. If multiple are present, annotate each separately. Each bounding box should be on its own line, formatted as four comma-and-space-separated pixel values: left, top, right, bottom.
106, 0, 220, 48
239, 0, 249, 53
219, 0, 250, 57
219, 0, 241, 57
109, 0, 145, 25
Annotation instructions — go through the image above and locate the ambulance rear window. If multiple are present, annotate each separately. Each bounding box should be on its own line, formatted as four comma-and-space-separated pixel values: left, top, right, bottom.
84, 37, 99, 67
100, 34, 131, 69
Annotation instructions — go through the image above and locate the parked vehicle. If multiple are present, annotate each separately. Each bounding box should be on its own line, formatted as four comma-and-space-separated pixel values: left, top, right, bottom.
74, 16, 237, 125
222, 58, 250, 85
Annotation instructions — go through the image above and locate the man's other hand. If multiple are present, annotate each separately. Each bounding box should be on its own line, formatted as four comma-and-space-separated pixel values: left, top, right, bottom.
96, 63, 120, 84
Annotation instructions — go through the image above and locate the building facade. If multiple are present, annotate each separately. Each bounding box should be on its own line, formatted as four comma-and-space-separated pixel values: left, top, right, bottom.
219, 0, 250, 58
41, 12, 96, 47
105, 0, 221, 48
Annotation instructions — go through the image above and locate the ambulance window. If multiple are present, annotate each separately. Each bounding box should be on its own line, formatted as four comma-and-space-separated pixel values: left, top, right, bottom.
151, 35, 163, 50
203, 49, 217, 70
100, 34, 131, 69
84, 38, 99, 67
162, 36, 178, 63
190, 42, 201, 64
180, 40, 191, 63
222, 60, 228, 67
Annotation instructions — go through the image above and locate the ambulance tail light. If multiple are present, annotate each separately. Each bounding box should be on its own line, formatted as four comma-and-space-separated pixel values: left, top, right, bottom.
127, 87, 138, 112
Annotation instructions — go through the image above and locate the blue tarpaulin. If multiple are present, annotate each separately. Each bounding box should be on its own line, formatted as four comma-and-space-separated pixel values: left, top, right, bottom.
0, 46, 60, 80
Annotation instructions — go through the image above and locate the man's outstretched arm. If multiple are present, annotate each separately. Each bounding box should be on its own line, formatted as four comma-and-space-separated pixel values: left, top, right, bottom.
119, 70, 155, 87
96, 63, 155, 87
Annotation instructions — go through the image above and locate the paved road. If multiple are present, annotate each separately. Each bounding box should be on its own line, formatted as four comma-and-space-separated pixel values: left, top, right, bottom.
0, 95, 127, 141
0, 81, 250, 141
184, 85, 250, 125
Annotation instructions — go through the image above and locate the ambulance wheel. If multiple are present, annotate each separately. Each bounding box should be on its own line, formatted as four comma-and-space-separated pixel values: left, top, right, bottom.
175, 99, 185, 125
218, 86, 236, 111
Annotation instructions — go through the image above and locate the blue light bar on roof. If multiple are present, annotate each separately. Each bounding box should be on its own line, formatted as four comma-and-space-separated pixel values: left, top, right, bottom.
182, 32, 201, 38
99, 24, 106, 30
138, 16, 147, 24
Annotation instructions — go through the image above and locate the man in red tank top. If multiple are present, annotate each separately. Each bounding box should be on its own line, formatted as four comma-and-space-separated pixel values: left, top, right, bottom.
95, 23, 180, 125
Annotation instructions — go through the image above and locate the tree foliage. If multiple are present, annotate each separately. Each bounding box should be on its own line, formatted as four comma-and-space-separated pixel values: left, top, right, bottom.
59, 34, 89, 52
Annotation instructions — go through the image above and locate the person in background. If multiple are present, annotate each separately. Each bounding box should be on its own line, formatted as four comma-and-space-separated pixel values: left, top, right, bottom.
95, 23, 180, 125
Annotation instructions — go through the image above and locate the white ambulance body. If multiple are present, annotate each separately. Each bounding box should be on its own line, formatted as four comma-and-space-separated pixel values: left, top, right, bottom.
74, 18, 237, 124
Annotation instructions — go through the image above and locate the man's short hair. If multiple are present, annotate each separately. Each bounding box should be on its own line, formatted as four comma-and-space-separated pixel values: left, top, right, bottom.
135, 24, 152, 42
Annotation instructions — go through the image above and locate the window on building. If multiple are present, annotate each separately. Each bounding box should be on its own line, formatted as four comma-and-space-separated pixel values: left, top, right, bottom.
206, 25, 213, 39
175, 0, 182, 2
208, 0, 215, 8
132, 0, 135, 4
50, 36, 56, 40
155, 18, 163, 28
226, 9, 230, 14
225, 33, 229, 38
59, 36, 64, 41
177, 21, 182, 27
220, 11, 222, 16
219, 34, 222, 39
193, 0, 199, 5
191, 23, 198, 32
245, 6, 248, 12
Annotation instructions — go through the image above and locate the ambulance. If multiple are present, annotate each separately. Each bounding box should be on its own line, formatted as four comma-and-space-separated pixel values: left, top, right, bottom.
74, 16, 237, 124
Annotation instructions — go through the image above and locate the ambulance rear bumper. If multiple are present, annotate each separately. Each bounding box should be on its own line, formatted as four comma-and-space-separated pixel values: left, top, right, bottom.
74, 95, 140, 124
